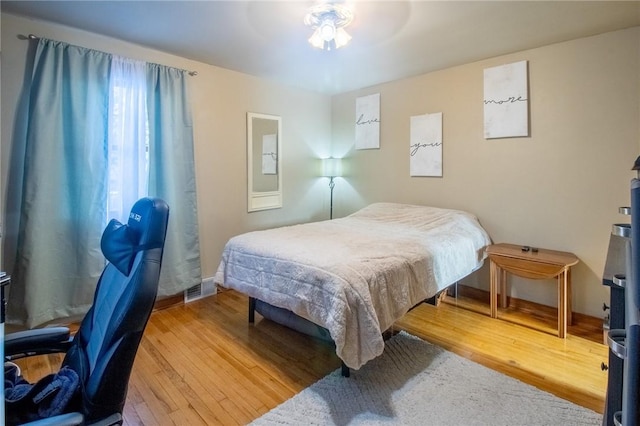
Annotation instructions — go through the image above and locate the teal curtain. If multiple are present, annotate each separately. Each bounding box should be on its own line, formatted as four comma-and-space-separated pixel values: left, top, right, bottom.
9, 39, 111, 328
9, 40, 202, 328
146, 64, 202, 296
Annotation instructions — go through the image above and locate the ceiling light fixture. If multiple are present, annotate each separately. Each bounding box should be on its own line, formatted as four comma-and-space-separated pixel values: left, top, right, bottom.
304, 3, 354, 51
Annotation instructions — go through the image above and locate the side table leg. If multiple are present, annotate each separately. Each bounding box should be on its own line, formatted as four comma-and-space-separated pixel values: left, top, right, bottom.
567, 267, 573, 326
490, 260, 498, 318
500, 268, 508, 309
558, 272, 567, 338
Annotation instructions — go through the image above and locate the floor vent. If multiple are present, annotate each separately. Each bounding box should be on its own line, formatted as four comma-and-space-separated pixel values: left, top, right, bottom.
184, 277, 217, 303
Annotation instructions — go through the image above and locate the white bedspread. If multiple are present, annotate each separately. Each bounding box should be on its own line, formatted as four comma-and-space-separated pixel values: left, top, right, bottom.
214, 203, 491, 369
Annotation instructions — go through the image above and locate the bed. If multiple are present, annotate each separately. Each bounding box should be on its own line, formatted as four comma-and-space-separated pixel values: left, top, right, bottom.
214, 202, 491, 371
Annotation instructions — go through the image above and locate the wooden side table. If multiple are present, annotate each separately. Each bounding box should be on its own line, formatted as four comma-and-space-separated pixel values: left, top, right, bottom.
486, 243, 579, 338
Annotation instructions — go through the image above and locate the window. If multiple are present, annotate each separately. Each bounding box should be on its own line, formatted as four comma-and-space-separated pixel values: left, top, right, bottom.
107, 57, 149, 223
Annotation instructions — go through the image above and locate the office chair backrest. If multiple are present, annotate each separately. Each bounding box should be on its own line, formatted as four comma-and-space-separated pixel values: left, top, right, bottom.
62, 197, 169, 421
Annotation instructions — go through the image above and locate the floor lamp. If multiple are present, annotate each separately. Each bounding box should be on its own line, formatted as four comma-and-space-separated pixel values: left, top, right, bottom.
322, 157, 343, 220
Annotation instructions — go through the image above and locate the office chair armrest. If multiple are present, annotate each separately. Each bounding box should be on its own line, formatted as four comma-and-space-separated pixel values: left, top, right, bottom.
15, 408, 122, 426
18, 412, 85, 426
5, 326, 72, 360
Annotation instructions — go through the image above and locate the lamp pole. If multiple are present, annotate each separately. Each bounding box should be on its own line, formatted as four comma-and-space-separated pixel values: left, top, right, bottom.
329, 176, 335, 220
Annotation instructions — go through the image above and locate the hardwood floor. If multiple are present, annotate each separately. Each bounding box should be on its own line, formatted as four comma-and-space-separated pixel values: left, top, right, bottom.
15, 287, 608, 425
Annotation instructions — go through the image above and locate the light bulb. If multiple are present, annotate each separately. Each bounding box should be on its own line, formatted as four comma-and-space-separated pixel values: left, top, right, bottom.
319, 19, 336, 42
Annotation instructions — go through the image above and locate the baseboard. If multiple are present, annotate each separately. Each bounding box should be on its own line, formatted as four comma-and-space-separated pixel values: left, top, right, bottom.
153, 294, 184, 311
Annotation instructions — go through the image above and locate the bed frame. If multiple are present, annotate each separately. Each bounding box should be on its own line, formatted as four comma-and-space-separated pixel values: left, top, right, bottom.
247, 286, 453, 377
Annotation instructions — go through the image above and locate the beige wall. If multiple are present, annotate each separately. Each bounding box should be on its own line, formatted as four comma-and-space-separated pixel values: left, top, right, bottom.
331, 27, 640, 317
1, 14, 333, 284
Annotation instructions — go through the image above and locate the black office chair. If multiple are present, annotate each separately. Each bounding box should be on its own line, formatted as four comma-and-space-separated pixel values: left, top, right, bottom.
5, 197, 170, 425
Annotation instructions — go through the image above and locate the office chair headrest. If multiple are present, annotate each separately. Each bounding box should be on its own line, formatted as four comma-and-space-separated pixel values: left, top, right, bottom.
101, 197, 169, 276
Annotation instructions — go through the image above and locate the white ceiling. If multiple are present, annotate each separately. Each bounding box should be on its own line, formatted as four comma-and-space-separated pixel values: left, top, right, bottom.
3, 1, 640, 95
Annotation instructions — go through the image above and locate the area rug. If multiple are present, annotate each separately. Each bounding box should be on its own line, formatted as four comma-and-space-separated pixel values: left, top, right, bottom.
250, 331, 601, 425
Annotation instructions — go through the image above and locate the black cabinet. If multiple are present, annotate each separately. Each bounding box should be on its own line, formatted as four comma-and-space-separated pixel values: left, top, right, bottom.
603, 220, 629, 425
602, 177, 640, 426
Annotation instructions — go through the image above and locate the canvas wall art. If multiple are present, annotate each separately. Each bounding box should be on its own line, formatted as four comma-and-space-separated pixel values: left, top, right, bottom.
483, 60, 529, 139
262, 134, 277, 174
355, 93, 380, 149
410, 112, 442, 177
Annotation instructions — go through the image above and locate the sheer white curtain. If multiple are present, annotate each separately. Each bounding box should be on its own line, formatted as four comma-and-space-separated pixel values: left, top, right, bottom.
107, 56, 148, 223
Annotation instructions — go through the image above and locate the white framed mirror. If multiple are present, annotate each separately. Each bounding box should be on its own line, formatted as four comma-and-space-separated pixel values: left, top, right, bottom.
247, 112, 282, 212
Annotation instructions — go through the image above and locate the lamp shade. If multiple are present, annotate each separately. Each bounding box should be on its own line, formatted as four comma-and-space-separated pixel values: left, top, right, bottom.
322, 157, 343, 178
334, 27, 352, 49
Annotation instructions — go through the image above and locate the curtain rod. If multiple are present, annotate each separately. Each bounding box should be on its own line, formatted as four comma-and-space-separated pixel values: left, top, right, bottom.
23, 33, 198, 76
